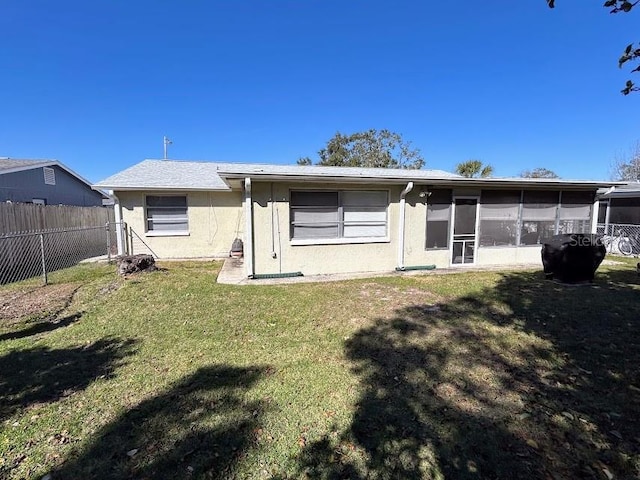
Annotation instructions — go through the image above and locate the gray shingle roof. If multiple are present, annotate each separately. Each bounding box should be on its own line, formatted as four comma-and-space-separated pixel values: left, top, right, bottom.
0, 158, 55, 173
95, 159, 621, 191
94, 159, 461, 190
216, 163, 461, 180
94, 160, 235, 190
598, 181, 640, 197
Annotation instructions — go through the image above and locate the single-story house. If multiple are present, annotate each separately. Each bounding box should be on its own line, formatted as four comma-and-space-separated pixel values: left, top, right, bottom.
0, 158, 109, 206
94, 159, 620, 278
597, 182, 640, 226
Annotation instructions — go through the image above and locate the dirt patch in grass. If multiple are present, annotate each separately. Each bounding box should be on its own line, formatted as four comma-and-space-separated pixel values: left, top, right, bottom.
0, 283, 80, 324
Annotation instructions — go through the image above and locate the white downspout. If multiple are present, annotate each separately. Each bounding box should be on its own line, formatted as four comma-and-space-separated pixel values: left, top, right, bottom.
244, 177, 254, 278
397, 182, 414, 270
600, 186, 616, 234
110, 190, 125, 256
591, 197, 599, 234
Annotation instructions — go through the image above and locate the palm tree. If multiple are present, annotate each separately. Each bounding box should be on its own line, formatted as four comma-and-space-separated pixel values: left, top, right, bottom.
455, 160, 493, 178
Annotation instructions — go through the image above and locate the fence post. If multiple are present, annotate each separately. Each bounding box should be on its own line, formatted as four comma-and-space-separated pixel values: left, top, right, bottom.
129, 228, 134, 255
106, 222, 111, 263
39, 233, 48, 285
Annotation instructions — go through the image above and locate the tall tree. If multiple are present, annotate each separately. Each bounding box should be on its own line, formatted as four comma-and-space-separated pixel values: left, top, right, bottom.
455, 160, 494, 178
547, 0, 638, 94
520, 167, 559, 178
611, 141, 640, 180
297, 129, 424, 169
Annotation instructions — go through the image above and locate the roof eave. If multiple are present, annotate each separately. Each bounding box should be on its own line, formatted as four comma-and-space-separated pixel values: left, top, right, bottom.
0, 161, 57, 175
218, 172, 620, 189
93, 185, 233, 192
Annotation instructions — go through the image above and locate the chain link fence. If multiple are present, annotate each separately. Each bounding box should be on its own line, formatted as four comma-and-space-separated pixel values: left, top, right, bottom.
0, 223, 128, 285
596, 223, 640, 256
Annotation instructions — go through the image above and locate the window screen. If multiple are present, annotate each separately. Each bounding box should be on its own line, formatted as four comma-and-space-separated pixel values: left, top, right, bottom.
608, 197, 640, 225
479, 190, 520, 246
520, 191, 559, 245
558, 191, 593, 234
290, 190, 387, 240
426, 189, 451, 249
145, 195, 189, 232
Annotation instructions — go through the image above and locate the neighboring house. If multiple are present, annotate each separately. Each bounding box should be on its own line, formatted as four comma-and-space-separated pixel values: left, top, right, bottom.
0, 158, 108, 206
597, 182, 640, 225
94, 159, 618, 278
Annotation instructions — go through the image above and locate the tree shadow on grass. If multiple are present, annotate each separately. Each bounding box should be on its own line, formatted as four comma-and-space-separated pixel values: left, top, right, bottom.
295, 265, 640, 479
53, 364, 270, 480
0, 336, 138, 423
0, 311, 83, 342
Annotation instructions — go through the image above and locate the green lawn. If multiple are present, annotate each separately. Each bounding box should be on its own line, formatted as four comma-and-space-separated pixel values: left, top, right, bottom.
1, 259, 639, 479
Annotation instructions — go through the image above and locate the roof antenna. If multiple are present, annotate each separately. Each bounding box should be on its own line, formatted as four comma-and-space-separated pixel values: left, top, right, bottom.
163, 136, 172, 160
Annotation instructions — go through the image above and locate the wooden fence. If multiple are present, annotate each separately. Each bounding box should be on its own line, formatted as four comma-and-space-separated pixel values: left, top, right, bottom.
0, 203, 114, 234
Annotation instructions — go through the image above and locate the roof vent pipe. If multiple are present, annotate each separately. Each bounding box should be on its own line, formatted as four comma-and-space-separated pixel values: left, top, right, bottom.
397, 182, 414, 270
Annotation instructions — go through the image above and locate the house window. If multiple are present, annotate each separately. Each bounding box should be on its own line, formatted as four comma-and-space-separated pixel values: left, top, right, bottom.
479, 190, 520, 247
145, 195, 188, 233
290, 190, 388, 241
520, 191, 559, 245
558, 191, 593, 234
43, 167, 56, 185
426, 189, 451, 249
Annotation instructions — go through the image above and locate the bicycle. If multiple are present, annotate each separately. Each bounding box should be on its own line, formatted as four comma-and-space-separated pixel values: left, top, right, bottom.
600, 229, 638, 256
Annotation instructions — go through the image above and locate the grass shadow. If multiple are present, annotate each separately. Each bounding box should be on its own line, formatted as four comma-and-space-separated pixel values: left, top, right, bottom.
0, 311, 82, 342
0, 337, 139, 423
294, 265, 640, 479
53, 364, 270, 480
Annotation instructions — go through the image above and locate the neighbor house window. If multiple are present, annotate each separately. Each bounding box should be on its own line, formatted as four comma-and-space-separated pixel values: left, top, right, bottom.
426, 189, 451, 249
520, 191, 559, 245
479, 190, 520, 247
558, 191, 593, 234
290, 190, 388, 241
145, 195, 188, 233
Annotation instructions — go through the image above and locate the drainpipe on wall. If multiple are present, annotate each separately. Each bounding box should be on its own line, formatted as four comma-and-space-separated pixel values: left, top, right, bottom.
600, 186, 616, 234
397, 182, 414, 270
244, 178, 255, 278
110, 190, 125, 256
591, 198, 600, 234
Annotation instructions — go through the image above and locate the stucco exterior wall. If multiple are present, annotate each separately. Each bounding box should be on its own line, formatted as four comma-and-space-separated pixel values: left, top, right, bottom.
249, 182, 551, 276
251, 182, 401, 275
114, 183, 589, 274
475, 245, 542, 266
116, 190, 243, 258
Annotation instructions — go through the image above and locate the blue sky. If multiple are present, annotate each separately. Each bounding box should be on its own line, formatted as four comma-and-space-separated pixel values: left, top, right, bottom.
1, 1, 638, 182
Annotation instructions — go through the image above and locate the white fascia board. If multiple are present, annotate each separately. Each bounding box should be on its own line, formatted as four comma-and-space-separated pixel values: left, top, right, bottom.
217, 172, 619, 189
92, 185, 233, 192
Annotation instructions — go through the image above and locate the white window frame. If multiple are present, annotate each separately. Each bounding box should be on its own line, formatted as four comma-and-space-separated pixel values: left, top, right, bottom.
144, 194, 190, 237
290, 189, 390, 245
